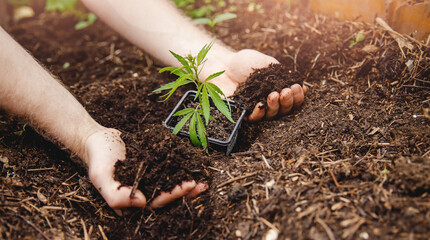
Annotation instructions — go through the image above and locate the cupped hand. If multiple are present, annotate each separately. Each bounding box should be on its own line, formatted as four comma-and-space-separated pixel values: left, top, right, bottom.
84, 128, 207, 215
206, 49, 307, 121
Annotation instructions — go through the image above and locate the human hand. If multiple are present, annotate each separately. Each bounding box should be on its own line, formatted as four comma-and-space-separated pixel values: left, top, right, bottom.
206, 49, 307, 121
84, 128, 207, 215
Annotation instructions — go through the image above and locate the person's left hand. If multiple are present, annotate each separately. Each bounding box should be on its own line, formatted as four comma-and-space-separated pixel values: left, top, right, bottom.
205, 49, 307, 121
84, 128, 208, 215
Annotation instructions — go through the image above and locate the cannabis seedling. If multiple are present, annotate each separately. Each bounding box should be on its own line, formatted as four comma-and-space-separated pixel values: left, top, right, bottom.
194, 13, 237, 34
153, 43, 234, 150
349, 32, 365, 48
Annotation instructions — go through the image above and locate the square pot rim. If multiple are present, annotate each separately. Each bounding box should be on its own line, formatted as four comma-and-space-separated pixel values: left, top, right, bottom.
163, 90, 246, 145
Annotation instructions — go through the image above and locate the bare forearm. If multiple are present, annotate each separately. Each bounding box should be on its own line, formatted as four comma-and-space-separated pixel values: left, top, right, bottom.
81, 0, 234, 68
0, 27, 102, 160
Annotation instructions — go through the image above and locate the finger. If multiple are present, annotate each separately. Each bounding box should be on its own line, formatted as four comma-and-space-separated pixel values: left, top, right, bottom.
279, 88, 294, 115
150, 180, 197, 209
246, 102, 265, 122
90, 170, 146, 211
291, 84, 305, 108
186, 182, 209, 199
265, 92, 280, 119
102, 182, 147, 209
303, 85, 308, 94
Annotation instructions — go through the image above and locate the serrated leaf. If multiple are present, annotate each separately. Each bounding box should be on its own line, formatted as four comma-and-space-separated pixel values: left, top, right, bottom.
213, 13, 237, 24
159, 66, 186, 77
195, 84, 203, 101
205, 70, 225, 82
206, 82, 232, 111
197, 42, 213, 65
158, 74, 193, 100
173, 108, 194, 116
172, 112, 193, 135
189, 112, 201, 147
169, 50, 192, 74
196, 113, 207, 149
153, 78, 192, 93
207, 84, 234, 123
201, 86, 210, 124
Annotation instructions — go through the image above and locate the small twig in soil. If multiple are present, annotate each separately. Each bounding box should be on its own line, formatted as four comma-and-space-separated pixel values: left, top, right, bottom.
231, 151, 258, 156
98, 225, 108, 240
259, 217, 280, 233
130, 161, 147, 199
16, 214, 51, 240
403, 85, 430, 90
260, 155, 274, 170
316, 217, 335, 240
329, 169, 341, 190
217, 172, 257, 189
26, 167, 55, 172
81, 219, 89, 240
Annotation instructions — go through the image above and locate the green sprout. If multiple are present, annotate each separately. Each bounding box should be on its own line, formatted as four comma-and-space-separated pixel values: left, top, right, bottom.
194, 12, 237, 34
349, 32, 365, 48
153, 43, 234, 150
45, 0, 97, 30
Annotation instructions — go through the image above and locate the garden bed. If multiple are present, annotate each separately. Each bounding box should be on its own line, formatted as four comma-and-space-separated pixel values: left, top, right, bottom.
1, 0, 429, 239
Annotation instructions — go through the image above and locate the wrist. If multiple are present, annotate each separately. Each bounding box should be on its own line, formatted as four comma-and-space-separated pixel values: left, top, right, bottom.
76, 121, 105, 165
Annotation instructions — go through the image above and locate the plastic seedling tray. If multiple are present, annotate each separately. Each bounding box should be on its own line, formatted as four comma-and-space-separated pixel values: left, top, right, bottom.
164, 90, 246, 155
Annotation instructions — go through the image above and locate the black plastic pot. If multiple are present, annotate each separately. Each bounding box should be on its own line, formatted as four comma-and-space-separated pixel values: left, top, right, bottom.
164, 90, 246, 155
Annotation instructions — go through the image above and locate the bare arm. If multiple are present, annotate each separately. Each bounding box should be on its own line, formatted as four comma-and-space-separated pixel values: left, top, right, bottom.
0, 26, 102, 159
81, 0, 306, 121
81, 0, 231, 68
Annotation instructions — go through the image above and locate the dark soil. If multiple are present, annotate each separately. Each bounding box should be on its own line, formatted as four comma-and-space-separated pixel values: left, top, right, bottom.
233, 63, 303, 112
1, 1, 430, 239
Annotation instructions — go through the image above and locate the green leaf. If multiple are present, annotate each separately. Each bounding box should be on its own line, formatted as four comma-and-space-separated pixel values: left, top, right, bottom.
172, 112, 193, 135
206, 84, 234, 123
159, 66, 186, 77
355, 32, 364, 43
75, 13, 97, 30
152, 77, 192, 93
173, 108, 194, 116
201, 86, 210, 124
189, 112, 201, 146
45, 0, 77, 12
196, 113, 208, 148
207, 82, 233, 112
213, 13, 237, 24
193, 18, 212, 25
196, 42, 213, 66
169, 50, 192, 74
205, 70, 225, 82
158, 73, 194, 100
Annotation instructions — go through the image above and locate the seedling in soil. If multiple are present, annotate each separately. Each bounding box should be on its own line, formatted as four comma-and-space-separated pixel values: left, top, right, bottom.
349, 32, 365, 48
45, 0, 97, 30
194, 12, 237, 34
154, 42, 234, 151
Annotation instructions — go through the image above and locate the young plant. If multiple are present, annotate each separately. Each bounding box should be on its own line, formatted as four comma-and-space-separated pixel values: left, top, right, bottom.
45, 0, 97, 30
349, 32, 365, 48
194, 12, 237, 34
153, 43, 234, 150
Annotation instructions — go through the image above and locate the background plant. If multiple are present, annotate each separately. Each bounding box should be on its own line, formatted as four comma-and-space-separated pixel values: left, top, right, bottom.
193, 12, 237, 34
154, 43, 234, 150
6, 0, 96, 30
172, 0, 236, 19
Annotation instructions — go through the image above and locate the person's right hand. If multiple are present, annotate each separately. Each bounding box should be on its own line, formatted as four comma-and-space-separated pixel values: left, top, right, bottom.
84, 128, 207, 215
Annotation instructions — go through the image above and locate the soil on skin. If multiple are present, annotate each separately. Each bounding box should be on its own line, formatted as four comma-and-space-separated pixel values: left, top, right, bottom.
233, 63, 303, 112
1, 1, 430, 239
